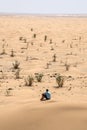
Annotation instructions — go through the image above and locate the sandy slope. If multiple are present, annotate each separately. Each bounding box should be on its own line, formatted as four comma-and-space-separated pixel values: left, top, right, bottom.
0, 16, 87, 130
0, 102, 87, 130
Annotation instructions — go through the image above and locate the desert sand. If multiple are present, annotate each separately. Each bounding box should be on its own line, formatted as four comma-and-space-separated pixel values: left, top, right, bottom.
0, 15, 87, 130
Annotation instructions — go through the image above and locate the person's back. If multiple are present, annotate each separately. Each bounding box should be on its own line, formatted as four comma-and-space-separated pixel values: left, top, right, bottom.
40, 89, 51, 101
45, 90, 51, 100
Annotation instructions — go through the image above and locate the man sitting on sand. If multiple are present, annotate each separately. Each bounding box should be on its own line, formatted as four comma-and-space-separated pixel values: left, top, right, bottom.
40, 89, 51, 101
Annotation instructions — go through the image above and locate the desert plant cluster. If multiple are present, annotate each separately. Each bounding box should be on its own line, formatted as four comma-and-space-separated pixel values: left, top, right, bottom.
0, 17, 87, 99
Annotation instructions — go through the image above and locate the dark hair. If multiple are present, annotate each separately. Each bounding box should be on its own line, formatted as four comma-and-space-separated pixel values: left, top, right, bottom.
46, 89, 49, 92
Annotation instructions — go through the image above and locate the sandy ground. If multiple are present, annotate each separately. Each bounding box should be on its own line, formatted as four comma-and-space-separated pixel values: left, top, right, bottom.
0, 102, 87, 130
0, 15, 87, 130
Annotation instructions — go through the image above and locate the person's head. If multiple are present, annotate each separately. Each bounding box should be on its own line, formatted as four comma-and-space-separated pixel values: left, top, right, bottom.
46, 89, 49, 92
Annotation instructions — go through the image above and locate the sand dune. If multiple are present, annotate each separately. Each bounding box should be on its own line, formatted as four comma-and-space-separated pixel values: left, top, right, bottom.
0, 102, 87, 130
0, 16, 87, 130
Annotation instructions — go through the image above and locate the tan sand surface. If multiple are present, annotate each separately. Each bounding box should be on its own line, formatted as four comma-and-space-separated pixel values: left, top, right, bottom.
0, 102, 87, 130
0, 16, 87, 130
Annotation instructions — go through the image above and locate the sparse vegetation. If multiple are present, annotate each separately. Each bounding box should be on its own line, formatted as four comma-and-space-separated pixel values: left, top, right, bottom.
19, 37, 27, 43
27, 43, 29, 49
79, 36, 81, 41
31, 42, 33, 45
46, 63, 50, 69
25, 75, 34, 86
1, 48, 6, 55
5, 88, 12, 96
23, 38, 27, 43
53, 54, 56, 62
44, 35, 47, 42
26, 56, 29, 61
33, 34, 36, 38
35, 73, 43, 82
0, 18, 87, 104
12, 60, 20, 69
31, 28, 33, 31
0, 44, 6, 55
50, 39, 52, 44
51, 46, 54, 50
19, 37, 23, 41
15, 69, 20, 79
56, 74, 64, 88
10, 49, 15, 57
62, 40, 65, 43
70, 43, 72, 48
65, 63, 70, 71
0, 70, 5, 79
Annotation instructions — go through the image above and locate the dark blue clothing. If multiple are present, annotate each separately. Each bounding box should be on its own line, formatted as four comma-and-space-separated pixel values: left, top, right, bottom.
43, 91, 51, 100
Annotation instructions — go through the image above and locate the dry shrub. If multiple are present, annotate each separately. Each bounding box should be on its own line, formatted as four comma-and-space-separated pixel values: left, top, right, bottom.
53, 54, 56, 62
31, 28, 33, 31
50, 39, 52, 44
33, 34, 36, 38
10, 49, 15, 57
65, 63, 70, 71
44, 35, 47, 42
25, 75, 34, 86
15, 69, 20, 79
12, 60, 20, 69
5, 88, 13, 96
19, 37, 23, 40
35, 73, 43, 82
0, 70, 5, 79
56, 74, 64, 88
0, 46, 6, 55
